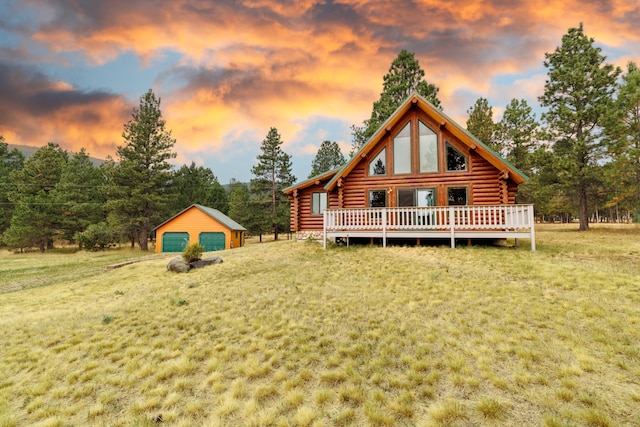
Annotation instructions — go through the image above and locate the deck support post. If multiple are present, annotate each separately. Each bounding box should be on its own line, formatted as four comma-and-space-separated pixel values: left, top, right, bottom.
323, 210, 327, 250
528, 206, 536, 251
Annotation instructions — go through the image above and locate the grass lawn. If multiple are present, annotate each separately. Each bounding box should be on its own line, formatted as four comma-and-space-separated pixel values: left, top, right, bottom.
0, 224, 639, 426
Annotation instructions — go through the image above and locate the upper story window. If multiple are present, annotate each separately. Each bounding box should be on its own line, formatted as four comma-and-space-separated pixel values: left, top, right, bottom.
369, 148, 386, 176
419, 121, 438, 173
446, 143, 467, 172
393, 122, 411, 174
311, 192, 327, 215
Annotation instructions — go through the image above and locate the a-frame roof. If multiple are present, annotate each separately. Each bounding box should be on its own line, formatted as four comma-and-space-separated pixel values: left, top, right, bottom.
283, 93, 528, 195
154, 204, 246, 231
321, 92, 528, 192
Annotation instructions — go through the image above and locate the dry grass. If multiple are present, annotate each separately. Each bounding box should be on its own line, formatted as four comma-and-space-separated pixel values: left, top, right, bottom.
1, 224, 639, 425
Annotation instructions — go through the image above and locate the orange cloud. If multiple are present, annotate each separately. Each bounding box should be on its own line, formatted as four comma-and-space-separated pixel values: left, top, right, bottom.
4, 0, 640, 182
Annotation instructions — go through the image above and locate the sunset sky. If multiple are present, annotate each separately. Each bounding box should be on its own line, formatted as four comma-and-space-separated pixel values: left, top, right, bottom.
1, 0, 639, 183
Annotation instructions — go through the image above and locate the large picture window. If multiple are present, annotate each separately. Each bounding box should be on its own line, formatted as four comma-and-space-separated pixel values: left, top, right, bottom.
311, 192, 327, 215
417, 189, 436, 207
369, 148, 386, 176
397, 188, 415, 207
446, 143, 467, 171
397, 188, 436, 207
369, 190, 387, 207
447, 187, 467, 205
393, 122, 411, 174
419, 121, 438, 173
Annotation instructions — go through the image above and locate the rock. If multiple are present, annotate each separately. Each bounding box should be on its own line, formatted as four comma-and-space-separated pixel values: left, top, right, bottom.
167, 257, 190, 273
189, 257, 223, 269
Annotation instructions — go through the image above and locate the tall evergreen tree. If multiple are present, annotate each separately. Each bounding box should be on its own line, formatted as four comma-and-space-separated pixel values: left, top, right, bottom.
105, 89, 177, 250
0, 136, 25, 240
351, 50, 441, 154
251, 127, 296, 241
228, 179, 251, 227
494, 98, 540, 175
3, 143, 68, 251
538, 23, 620, 230
53, 148, 106, 246
493, 99, 541, 204
603, 62, 640, 218
170, 162, 229, 214
228, 179, 266, 238
309, 140, 346, 178
466, 98, 497, 151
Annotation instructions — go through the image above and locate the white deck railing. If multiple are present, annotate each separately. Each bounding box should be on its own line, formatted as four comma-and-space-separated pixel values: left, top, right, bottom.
323, 205, 535, 250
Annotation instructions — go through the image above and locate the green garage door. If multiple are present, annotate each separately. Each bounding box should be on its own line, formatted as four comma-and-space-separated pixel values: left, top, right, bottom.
199, 232, 225, 252
162, 232, 189, 252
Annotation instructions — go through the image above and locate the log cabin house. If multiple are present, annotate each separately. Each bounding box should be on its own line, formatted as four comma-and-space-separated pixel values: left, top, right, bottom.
284, 93, 536, 250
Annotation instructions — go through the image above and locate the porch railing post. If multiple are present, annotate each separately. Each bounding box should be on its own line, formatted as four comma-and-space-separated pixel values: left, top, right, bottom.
382, 208, 387, 248
449, 207, 455, 248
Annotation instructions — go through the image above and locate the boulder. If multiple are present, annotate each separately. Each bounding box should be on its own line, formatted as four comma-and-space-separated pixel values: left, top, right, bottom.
189, 257, 223, 269
167, 257, 190, 273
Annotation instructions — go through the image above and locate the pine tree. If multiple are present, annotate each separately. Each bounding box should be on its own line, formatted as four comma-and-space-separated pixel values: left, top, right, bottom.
0, 136, 24, 239
494, 98, 540, 175
603, 62, 640, 219
309, 140, 346, 178
538, 23, 620, 230
170, 162, 229, 214
351, 50, 441, 154
52, 149, 107, 247
105, 89, 177, 250
3, 143, 68, 251
251, 127, 296, 241
466, 98, 496, 151
493, 99, 541, 204
228, 179, 252, 228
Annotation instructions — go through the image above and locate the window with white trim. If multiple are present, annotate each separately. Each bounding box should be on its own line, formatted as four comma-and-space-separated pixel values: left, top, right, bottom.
311, 192, 327, 215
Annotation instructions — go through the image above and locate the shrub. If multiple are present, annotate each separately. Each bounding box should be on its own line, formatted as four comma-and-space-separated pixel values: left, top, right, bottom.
75, 222, 118, 251
182, 243, 204, 263
172, 298, 188, 306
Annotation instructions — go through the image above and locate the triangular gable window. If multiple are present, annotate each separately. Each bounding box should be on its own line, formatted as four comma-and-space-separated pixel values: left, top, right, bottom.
369, 148, 386, 176
446, 143, 467, 172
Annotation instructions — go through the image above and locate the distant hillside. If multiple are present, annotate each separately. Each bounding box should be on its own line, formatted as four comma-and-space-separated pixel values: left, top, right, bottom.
8, 144, 105, 167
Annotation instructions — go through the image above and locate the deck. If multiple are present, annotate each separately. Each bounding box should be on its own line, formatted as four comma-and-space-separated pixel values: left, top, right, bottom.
322, 205, 535, 250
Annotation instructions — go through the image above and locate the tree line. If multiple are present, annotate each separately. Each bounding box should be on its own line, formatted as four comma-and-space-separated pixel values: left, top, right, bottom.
1, 23, 638, 252
0, 90, 299, 251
